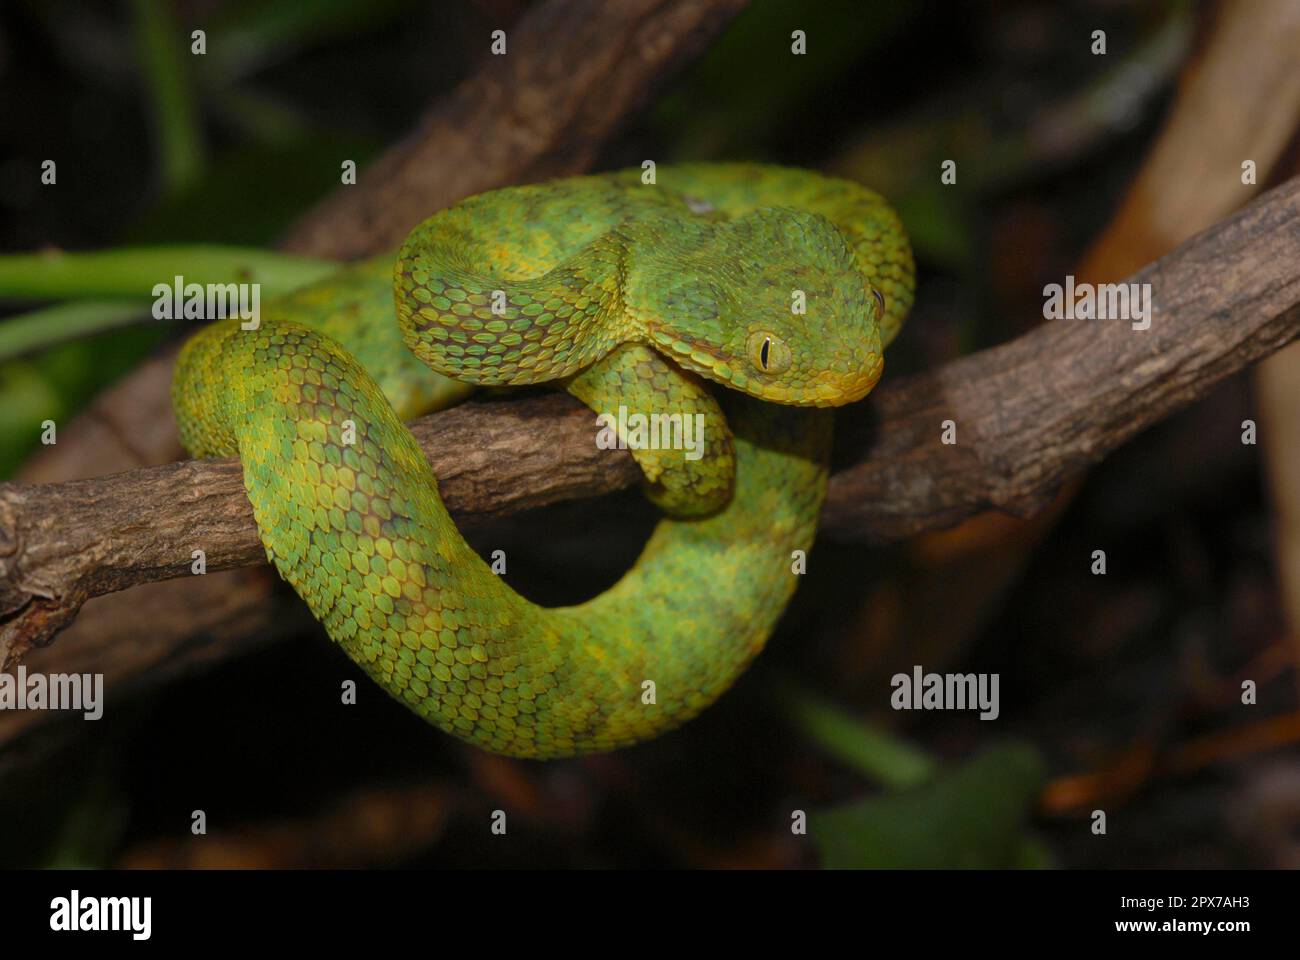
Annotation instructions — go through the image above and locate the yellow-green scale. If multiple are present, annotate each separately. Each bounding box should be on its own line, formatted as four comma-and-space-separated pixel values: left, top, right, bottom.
173, 164, 913, 758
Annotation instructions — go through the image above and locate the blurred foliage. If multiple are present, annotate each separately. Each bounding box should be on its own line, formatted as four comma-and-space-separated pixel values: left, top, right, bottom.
650, 0, 918, 159
0, 145, 357, 474
811, 744, 1049, 869
787, 688, 1049, 868
0, 0, 402, 475
783, 686, 936, 789
830, 3, 1192, 276
42, 759, 130, 870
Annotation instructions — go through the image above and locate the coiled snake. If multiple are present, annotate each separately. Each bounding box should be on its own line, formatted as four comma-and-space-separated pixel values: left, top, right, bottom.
173, 164, 914, 758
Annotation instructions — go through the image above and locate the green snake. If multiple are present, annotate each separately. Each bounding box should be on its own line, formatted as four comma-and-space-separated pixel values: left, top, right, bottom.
173, 164, 914, 758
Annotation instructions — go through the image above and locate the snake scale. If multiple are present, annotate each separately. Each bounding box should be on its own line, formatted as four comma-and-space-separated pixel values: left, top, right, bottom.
173, 164, 914, 758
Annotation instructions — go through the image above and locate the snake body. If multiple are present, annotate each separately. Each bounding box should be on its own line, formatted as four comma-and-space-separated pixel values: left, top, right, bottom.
173, 164, 913, 758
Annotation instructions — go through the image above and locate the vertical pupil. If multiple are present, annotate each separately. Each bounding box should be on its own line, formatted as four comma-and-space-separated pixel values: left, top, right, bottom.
760, 337, 771, 368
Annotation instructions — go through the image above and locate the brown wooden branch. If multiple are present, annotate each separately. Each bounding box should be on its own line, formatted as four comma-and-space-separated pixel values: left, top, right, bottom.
0, 394, 642, 667
3, 174, 1300, 672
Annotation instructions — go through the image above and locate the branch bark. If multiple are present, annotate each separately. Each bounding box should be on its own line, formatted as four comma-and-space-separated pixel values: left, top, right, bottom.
4, 173, 1300, 671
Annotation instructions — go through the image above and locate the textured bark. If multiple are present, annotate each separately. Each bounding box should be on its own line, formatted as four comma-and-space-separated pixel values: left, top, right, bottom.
0, 393, 641, 666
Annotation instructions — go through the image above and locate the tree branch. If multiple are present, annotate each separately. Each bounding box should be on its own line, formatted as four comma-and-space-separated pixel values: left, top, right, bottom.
4, 174, 1300, 669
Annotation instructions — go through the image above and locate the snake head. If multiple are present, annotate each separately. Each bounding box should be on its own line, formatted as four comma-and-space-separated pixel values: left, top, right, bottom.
639, 208, 891, 408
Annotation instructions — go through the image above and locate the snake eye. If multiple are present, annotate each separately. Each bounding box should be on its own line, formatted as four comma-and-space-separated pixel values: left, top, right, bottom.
872, 288, 886, 318
746, 330, 792, 375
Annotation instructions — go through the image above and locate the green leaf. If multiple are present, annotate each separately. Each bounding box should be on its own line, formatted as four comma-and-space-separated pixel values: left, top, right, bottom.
205, 0, 416, 81
811, 744, 1047, 868
124, 138, 380, 245
652, 0, 916, 157
132, 0, 206, 194
0, 301, 149, 362
42, 759, 129, 869
781, 686, 935, 789
0, 327, 165, 478
0, 246, 335, 301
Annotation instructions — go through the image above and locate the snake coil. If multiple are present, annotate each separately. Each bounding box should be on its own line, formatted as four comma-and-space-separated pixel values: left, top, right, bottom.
174, 164, 913, 758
